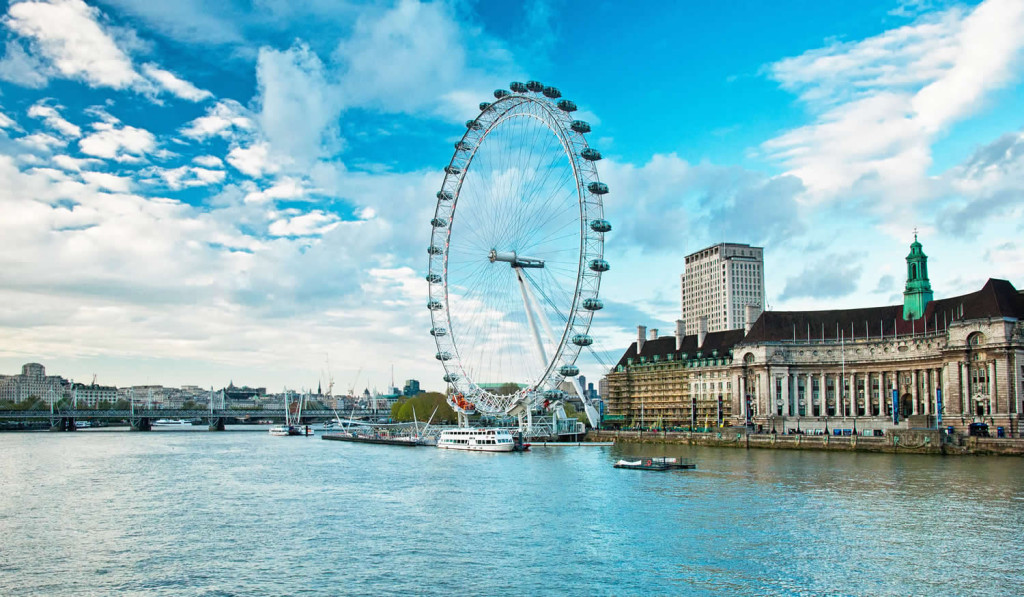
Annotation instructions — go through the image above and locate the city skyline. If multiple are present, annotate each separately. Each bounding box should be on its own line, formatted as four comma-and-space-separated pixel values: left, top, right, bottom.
1, 0, 1023, 391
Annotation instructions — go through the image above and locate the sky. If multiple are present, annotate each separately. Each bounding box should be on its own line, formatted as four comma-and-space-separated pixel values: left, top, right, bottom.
1, 0, 1023, 393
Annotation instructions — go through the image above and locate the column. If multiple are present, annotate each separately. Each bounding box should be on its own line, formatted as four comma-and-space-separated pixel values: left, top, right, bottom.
960, 361, 969, 416
781, 374, 790, 417
989, 361, 996, 415
877, 371, 885, 417
821, 371, 828, 417
912, 370, 919, 415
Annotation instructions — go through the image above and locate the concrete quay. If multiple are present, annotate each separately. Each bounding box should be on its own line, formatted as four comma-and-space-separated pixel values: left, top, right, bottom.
587, 429, 1024, 456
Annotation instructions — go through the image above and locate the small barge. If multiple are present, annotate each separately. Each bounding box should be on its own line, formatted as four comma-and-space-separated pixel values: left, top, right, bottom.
322, 432, 425, 446
614, 457, 696, 471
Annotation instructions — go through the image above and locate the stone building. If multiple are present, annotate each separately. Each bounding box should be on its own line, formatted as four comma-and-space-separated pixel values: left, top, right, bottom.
606, 237, 1024, 435
0, 363, 71, 404
605, 322, 744, 429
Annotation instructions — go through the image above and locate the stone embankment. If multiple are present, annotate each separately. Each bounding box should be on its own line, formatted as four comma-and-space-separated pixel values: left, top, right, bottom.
586, 429, 1024, 456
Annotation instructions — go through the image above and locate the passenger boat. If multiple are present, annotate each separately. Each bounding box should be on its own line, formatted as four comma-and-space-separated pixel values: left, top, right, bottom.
436, 428, 520, 452
613, 457, 696, 471
269, 425, 314, 437
153, 418, 191, 426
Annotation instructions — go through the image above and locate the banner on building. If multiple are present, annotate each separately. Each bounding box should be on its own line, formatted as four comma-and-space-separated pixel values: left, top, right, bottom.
936, 389, 942, 426
892, 389, 899, 425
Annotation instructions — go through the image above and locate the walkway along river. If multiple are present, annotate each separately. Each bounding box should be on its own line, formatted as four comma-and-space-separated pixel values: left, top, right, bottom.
588, 429, 1024, 456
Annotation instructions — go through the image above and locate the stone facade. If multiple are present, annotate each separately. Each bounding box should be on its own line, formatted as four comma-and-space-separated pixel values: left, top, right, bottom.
607, 240, 1024, 436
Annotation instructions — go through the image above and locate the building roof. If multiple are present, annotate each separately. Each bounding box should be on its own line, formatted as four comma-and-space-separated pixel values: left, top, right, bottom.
614, 329, 747, 368
742, 278, 1024, 344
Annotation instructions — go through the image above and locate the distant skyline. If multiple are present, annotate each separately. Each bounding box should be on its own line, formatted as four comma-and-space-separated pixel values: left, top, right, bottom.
1, 0, 1023, 391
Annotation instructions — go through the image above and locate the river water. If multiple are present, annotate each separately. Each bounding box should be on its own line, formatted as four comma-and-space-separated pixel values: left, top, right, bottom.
1, 428, 1022, 596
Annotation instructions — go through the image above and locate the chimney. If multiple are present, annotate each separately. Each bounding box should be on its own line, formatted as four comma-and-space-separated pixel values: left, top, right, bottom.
637, 325, 646, 354
649, 328, 658, 340
698, 316, 708, 349
675, 320, 685, 351
744, 305, 762, 334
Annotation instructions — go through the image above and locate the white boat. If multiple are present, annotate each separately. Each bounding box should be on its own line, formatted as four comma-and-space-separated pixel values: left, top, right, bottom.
153, 419, 191, 426
269, 425, 314, 437
436, 428, 516, 452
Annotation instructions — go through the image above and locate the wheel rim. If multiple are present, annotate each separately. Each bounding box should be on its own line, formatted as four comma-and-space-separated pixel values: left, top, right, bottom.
427, 88, 606, 415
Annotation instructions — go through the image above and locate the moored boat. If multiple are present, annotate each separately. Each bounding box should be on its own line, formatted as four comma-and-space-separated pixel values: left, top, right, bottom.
614, 457, 695, 470
436, 428, 521, 452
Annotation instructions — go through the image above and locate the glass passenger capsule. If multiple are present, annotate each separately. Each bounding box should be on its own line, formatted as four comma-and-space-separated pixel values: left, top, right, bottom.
430, 327, 447, 337
427, 245, 443, 255
444, 165, 461, 175
542, 86, 561, 99
581, 148, 602, 161
430, 217, 448, 228
572, 334, 594, 347
425, 274, 442, 284
454, 140, 471, 151
494, 89, 511, 99
479, 102, 492, 111
590, 219, 612, 233
582, 298, 604, 310
437, 190, 453, 201
510, 81, 527, 93
443, 373, 459, 383
557, 100, 577, 112
587, 182, 609, 195
570, 120, 591, 134
559, 365, 580, 377
465, 119, 482, 130
588, 259, 610, 272
526, 80, 544, 92
427, 300, 443, 310
436, 352, 452, 361
544, 389, 564, 400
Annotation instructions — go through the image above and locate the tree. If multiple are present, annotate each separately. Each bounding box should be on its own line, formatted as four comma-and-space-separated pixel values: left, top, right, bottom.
390, 392, 457, 424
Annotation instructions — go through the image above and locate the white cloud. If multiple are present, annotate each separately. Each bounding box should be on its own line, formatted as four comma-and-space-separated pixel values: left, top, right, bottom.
267, 210, 339, 236
18, 132, 66, 152
141, 63, 212, 102
243, 177, 305, 204
764, 0, 1024, 205
256, 43, 343, 165
333, 0, 514, 119
192, 155, 223, 168
4, 0, 141, 89
27, 101, 81, 137
81, 170, 133, 192
79, 121, 157, 162
180, 100, 255, 141
51, 154, 103, 171
0, 40, 49, 87
0, 110, 17, 130
226, 142, 277, 177
155, 165, 226, 190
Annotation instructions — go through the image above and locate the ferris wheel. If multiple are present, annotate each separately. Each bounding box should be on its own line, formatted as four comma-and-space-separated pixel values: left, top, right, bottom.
426, 80, 610, 431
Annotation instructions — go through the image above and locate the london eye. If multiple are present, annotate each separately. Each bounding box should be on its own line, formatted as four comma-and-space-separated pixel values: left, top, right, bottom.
426, 81, 610, 434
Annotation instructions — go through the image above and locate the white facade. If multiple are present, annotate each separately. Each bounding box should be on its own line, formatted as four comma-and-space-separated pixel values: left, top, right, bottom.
0, 363, 70, 404
681, 243, 764, 333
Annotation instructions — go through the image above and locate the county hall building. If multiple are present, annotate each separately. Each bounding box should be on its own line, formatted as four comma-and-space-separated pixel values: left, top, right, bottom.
605, 237, 1024, 436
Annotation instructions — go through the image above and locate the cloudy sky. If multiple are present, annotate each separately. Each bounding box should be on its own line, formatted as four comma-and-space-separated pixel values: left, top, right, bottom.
1, 0, 1023, 393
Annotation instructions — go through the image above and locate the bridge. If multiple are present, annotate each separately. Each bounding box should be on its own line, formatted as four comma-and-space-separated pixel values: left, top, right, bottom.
0, 408, 390, 431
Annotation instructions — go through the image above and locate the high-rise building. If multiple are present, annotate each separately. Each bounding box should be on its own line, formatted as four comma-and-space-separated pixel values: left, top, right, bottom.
681, 243, 764, 334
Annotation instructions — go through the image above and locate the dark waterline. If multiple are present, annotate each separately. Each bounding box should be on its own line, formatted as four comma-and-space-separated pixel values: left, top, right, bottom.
1, 429, 1022, 596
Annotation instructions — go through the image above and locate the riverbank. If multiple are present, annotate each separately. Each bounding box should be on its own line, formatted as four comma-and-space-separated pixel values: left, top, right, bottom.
586, 429, 1024, 456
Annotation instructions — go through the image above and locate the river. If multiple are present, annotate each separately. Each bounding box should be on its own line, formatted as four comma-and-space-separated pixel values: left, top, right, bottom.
1, 428, 1022, 596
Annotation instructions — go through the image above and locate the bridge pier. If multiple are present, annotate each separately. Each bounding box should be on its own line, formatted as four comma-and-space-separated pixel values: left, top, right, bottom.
207, 417, 226, 431
130, 418, 152, 431
49, 417, 77, 431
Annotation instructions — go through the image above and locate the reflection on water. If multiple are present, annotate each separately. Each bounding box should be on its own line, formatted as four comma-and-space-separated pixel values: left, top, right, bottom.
1, 429, 1021, 596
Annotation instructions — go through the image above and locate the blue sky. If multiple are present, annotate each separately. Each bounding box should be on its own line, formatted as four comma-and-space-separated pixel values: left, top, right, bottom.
1, 0, 1023, 392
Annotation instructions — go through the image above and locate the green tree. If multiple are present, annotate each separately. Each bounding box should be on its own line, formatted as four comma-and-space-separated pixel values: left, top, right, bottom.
390, 392, 457, 424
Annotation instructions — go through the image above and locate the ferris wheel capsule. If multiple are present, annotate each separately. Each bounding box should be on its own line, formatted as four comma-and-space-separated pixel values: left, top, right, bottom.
559, 365, 580, 377
542, 86, 561, 99
510, 81, 527, 93
526, 80, 544, 92
590, 219, 612, 233
571, 120, 591, 134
